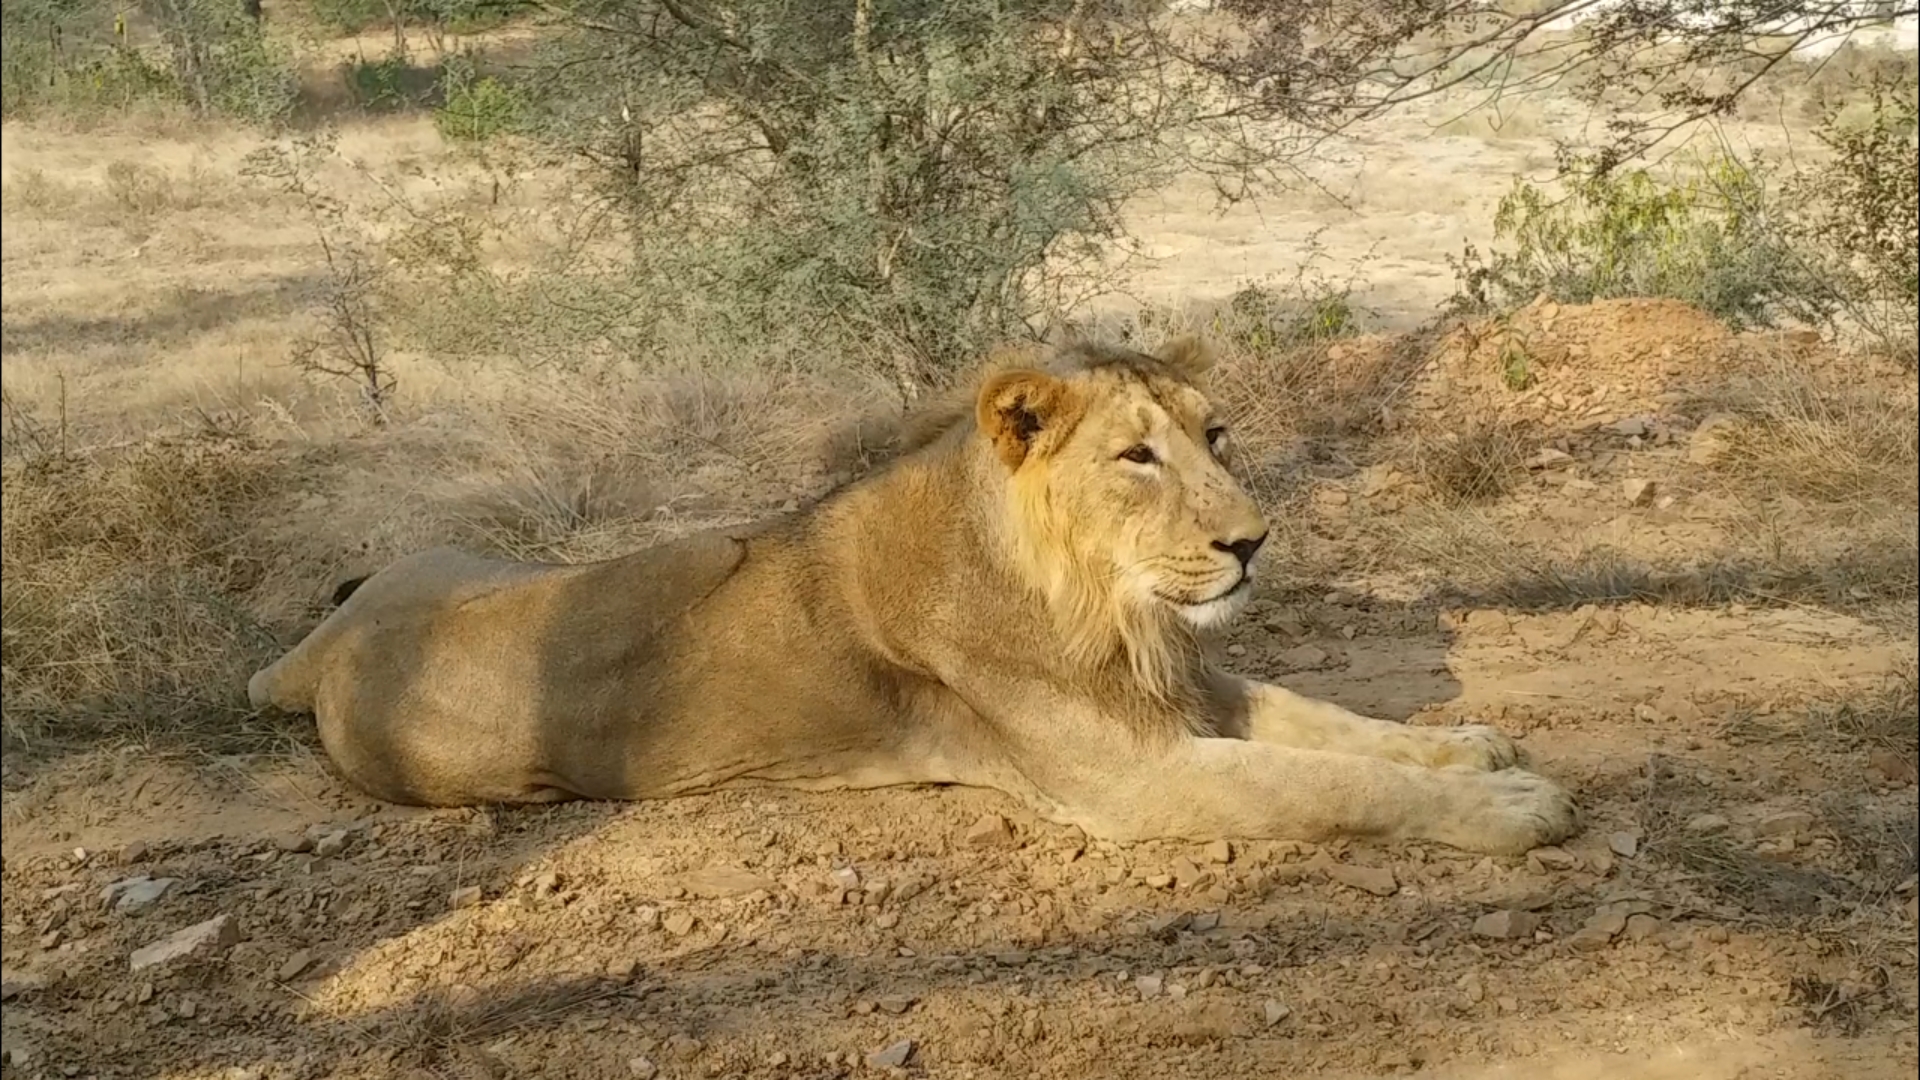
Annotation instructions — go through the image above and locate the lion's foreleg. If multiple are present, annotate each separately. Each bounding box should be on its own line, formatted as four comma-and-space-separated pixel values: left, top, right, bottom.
1079, 738, 1575, 855
1213, 673, 1521, 772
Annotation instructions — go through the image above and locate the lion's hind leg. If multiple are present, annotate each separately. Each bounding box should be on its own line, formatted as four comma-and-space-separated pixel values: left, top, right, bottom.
1213, 674, 1521, 772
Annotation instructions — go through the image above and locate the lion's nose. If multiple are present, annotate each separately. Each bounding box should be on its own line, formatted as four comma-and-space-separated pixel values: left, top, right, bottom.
1212, 532, 1268, 567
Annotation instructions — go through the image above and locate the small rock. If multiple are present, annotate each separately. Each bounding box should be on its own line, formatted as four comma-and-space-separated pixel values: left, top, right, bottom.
874, 911, 900, 929
129, 915, 239, 972
102, 876, 177, 913
1206, 839, 1234, 865
1324, 863, 1398, 897
449, 886, 483, 910
311, 830, 351, 859
1528, 846, 1579, 871
682, 866, 777, 898
1624, 913, 1665, 941
1472, 910, 1541, 940
1525, 448, 1574, 470
875, 995, 915, 1015
1277, 645, 1331, 670
962, 814, 1017, 850
0, 974, 47, 1001
626, 1057, 658, 1079
830, 867, 863, 891
1684, 813, 1730, 835
1611, 416, 1652, 437
1607, 831, 1640, 858
1146, 912, 1192, 934
1143, 873, 1174, 890
1190, 912, 1221, 933
119, 841, 150, 864
1262, 1000, 1291, 1026
1135, 974, 1165, 999
868, 1039, 914, 1070
531, 871, 562, 899
661, 911, 697, 937
634, 906, 662, 930
1622, 478, 1657, 507
666, 1035, 703, 1061
277, 949, 315, 982
1755, 810, 1815, 838
275, 833, 314, 855
1570, 912, 1627, 951
1866, 750, 1917, 786
1702, 924, 1731, 945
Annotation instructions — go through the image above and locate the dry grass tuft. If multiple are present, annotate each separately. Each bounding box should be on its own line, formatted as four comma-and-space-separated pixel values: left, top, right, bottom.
1709, 362, 1920, 516
0, 430, 296, 756
1402, 417, 1533, 505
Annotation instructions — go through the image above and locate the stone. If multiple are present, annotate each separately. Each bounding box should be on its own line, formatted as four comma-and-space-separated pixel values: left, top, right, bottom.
1608, 833, 1640, 860
1277, 645, 1331, 671
102, 876, 177, 913
1135, 974, 1165, 999
129, 915, 239, 972
275, 833, 314, 854
449, 886, 483, 910
1684, 813, 1729, 835
875, 912, 900, 929
661, 911, 697, 937
277, 949, 315, 982
875, 995, 915, 1015
868, 1039, 914, 1070
1525, 448, 1574, 470
311, 830, 351, 859
531, 872, 562, 899
1622, 478, 1657, 506
962, 814, 1017, 850
1570, 912, 1627, 951
1624, 913, 1665, 941
1528, 846, 1579, 871
1755, 811, 1815, 838
0, 974, 47, 1001
1472, 910, 1541, 940
119, 841, 150, 864
1206, 839, 1234, 865
1263, 1000, 1291, 1026
1324, 863, 1398, 897
626, 1057, 658, 1079
682, 867, 777, 898
1190, 912, 1221, 933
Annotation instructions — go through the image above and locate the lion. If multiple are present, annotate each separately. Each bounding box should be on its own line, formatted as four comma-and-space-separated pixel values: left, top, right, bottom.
248, 336, 1578, 855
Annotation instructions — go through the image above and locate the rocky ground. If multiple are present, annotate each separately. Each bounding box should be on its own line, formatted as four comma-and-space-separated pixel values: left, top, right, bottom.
4, 300, 1917, 1080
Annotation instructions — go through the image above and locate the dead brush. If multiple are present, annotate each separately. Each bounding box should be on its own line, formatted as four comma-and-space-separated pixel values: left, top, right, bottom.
1403, 416, 1533, 505
1709, 360, 1919, 516
0, 430, 294, 756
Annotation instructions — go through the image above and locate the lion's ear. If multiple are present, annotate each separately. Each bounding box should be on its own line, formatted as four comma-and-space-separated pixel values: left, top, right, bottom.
1156, 335, 1214, 378
977, 368, 1070, 470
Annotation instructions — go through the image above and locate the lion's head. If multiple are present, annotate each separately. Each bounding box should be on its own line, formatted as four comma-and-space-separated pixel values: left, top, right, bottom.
972, 337, 1269, 697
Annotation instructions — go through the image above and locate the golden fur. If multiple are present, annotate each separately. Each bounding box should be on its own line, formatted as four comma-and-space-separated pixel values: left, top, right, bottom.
249, 337, 1579, 854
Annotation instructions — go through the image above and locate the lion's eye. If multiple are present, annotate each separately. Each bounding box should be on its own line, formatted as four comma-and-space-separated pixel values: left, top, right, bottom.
1119, 445, 1158, 465
1206, 426, 1228, 447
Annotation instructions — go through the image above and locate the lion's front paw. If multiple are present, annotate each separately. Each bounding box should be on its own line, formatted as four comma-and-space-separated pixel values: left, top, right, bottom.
1420, 768, 1579, 855
1418, 723, 1523, 772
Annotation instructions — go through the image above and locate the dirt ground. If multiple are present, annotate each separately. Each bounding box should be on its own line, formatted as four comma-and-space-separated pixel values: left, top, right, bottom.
4, 298, 1917, 1080
3, 17, 1918, 1079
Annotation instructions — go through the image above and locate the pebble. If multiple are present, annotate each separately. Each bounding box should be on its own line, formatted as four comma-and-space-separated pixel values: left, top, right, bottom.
1205, 839, 1234, 865
1607, 831, 1640, 858
1684, 813, 1729, 835
129, 915, 239, 972
1755, 810, 1815, 838
1472, 910, 1541, 940
1623, 478, 1657, 506
1570, 912, 1627, 951
119, 841, 150, 864
275, 833, 314, 855
875, 995, 915, 1015
1263, 1000, 1291, 1026
1324, 863, 1398, 897
961, 814, 1017, 850
682, 866, 777, 898
277, 949, 315, 982
102, 876, 177, 913
1135, 974, 1165, 999
868, 1039, 914, 1070
662, 911, 698, 937
449, 886, 483, 910
626, 1057, 658, 1079
311, 830, 351, 859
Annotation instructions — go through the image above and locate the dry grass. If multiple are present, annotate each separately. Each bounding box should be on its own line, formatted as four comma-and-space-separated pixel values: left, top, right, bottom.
0, 429, 293, 756
1401, 417, 1534, 505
